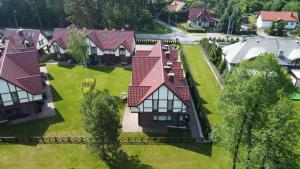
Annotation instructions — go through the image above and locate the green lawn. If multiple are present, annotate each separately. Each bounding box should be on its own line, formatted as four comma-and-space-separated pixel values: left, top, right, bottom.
0, 65, 131, 137
0, 64, 232, 169
136, 22, 172, 34
182, 45, 222, 126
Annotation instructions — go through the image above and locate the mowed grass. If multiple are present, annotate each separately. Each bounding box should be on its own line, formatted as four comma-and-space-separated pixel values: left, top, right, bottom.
182, 45, 222, 126
0, 144, 231, 169
136, 22, 172, 34
0, 65, 132, 136
0, 64, 232, 169
0, 144, 108, 169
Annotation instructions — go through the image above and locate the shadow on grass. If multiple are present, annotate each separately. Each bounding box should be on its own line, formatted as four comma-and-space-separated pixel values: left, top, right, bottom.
0, 108, 65, 145
88, 66, 115, 73
169, 143, 213, 157
57, 63, 76, 69
50, 85, 63, 102
47, 73, 54, 81
104, 150, 153, 169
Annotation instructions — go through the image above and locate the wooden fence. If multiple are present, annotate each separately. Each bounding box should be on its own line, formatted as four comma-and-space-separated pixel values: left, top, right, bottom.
0, 136, 200, 145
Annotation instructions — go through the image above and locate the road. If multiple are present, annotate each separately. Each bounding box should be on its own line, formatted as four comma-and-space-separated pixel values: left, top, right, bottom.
136, 20, 240, 42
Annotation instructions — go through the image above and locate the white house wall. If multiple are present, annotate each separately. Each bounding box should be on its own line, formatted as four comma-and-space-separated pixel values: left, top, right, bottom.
36, 33, 48, 50
257, 15, 297, 29
49, 42, 65, 54
131, 85, 187, 113
0, 79, 42, 107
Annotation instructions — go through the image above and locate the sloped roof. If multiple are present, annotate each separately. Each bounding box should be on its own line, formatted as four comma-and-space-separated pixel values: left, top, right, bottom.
128, 41, 189, 107
4, 28, 42, 49
223, 38, 300, 65
167, 1, 186, 12
52, 28, 135, 52
0, 40, 43, 95
260, 11, 299, 22
188, 8, 219, 22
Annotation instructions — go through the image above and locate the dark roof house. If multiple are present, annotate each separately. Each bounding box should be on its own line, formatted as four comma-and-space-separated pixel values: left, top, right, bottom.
51, 28, 135, 53
188, 8, 219, 27
128, 41, 189, 127
4, 28, 48, 51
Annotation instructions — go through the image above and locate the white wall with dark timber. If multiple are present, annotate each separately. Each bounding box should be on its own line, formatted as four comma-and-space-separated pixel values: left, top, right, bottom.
49, 42, 65, 54
36, 33, 48, 50
131, 85, 187, 113
0, 79, 42, 107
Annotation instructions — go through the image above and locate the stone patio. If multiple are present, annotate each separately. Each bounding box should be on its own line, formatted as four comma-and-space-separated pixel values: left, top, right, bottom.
122, 106, 167, 133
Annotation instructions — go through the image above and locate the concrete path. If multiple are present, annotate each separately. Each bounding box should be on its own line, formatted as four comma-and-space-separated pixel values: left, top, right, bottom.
8, 66, 56, 125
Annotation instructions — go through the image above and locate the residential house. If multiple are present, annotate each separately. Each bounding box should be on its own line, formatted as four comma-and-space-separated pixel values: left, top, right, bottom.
0, 39, 44, 122
290, 69, 300, 87
49, 28, 136, 65
188, 8, 219, 28
222, 37, 300, 70
257, 11, 299, 29
167, 1, 188, 12
128, 41, 190, 127
4, 28, 48, 54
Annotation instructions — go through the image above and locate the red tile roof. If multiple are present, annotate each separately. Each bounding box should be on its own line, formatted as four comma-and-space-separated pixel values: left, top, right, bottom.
0, 40, 43, 95
167, 1, 186, 12
4, 28, 42, 50
188, 8, 219, 22
260, 11, 299, 22
128, 41, 189, 107
52, 28, 135, 52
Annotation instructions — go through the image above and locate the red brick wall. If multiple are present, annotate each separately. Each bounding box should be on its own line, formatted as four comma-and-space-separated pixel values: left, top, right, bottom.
138, 112, 184, 126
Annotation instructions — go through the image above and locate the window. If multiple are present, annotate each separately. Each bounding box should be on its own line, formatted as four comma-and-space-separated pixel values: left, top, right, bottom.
153, 116, 158, 121
153, 100, 158, 111
179, 115, 184, 121
153, 116, 172, 122
167, 100, 173, 112
11, 92, 19, 104
119, 48, 126, 56
53, 45, 59, 53
38, 40, 44, 46
91, 47, 97, 55
0, 95, 3, 106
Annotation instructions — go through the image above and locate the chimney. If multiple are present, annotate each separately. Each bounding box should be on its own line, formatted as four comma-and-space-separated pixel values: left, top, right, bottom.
164, 65, 171, 72
241, 35, 247, 42
291, 12, 294, 17
277, 50, 284, 58
168, 72, 175, 82
165, 51, 170, 58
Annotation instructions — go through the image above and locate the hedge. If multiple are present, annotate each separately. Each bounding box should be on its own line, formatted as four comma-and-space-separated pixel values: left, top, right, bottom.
136, 39, 180, 45
180, 48, 211, 138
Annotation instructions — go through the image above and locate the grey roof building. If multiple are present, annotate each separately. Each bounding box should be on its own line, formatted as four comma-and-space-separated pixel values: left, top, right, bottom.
222, 37, 300, 70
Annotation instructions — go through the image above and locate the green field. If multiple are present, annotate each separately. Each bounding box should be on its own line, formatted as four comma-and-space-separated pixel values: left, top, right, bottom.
182, 45, 222, 126
136, 22, 172, 34
0, 65, 131, 137
0, 64, 232, 169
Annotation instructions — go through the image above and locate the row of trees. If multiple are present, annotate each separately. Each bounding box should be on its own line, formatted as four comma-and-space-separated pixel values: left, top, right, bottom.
213, 54, 300, 169
0, 0, 164, 30
200, 38, 227, 75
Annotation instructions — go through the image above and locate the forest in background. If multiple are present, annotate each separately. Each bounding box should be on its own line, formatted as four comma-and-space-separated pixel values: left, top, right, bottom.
0, 0, 299, 31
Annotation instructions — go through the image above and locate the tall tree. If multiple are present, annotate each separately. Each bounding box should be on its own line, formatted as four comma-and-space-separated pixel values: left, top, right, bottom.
66, 28, 88, 65
81, 90, 121, 158
212, 54, 298, 169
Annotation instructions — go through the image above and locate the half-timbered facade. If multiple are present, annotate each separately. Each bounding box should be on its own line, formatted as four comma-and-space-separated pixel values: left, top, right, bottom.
49, 28, 135, 65
128, 41, 189, 127
0, 39, 43, 122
